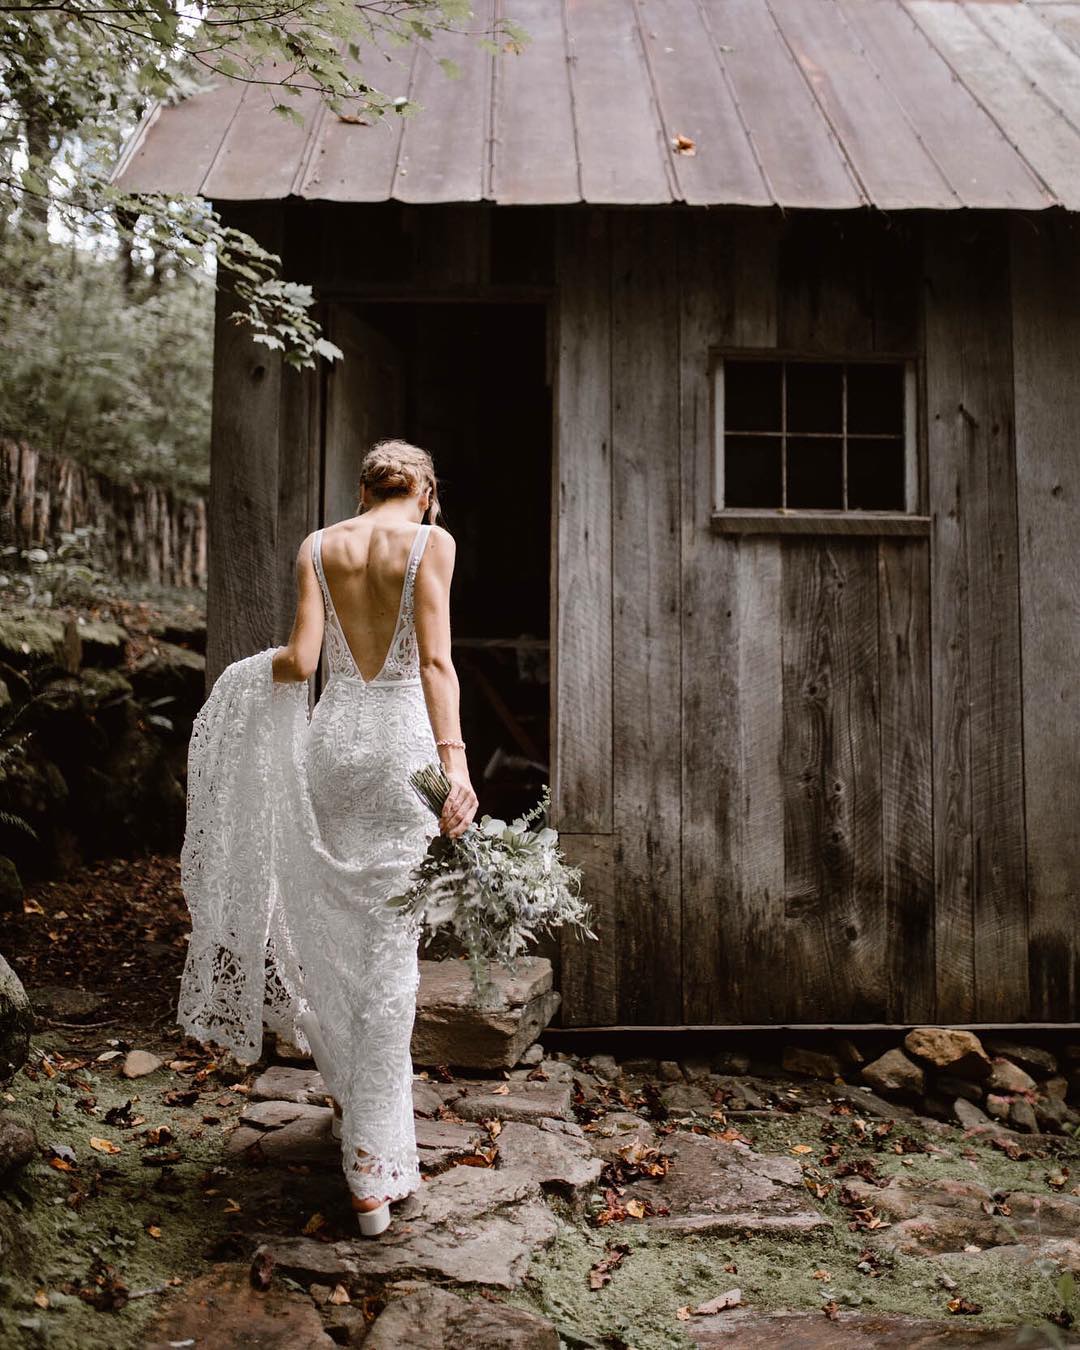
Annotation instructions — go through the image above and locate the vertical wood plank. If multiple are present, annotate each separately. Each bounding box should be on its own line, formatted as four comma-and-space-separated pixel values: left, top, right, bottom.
781, 539, 885, 1021
611, 209, 682, 1025
558, 834, 617, 1027
1010, 213, 1080, 1021
552, 210, 613, 835
680, 210, 788, 1023
924, 216, 1028, 1022
878, 538, 935, 1021
206, 206, 285, 688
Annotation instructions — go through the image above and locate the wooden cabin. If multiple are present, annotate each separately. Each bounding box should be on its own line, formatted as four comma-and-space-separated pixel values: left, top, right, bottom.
115, 0, 1080, 1029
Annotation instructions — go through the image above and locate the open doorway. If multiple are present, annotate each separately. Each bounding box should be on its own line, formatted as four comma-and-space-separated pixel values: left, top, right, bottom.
321, 300, 552, 825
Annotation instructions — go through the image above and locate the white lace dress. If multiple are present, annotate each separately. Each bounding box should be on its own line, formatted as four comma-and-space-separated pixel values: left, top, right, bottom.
178, 523, 437, 1204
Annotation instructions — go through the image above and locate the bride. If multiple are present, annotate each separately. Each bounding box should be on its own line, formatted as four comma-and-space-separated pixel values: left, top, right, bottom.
179, 439, 477, 1237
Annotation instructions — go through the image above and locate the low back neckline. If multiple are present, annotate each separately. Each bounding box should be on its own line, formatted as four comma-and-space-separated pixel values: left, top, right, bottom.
312, 523, 431, 684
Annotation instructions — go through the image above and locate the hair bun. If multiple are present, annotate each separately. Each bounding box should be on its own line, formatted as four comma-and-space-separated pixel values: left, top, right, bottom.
357, 439, 441, 525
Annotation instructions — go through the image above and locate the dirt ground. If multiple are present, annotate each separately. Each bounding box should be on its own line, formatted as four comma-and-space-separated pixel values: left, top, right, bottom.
3, 856, 1079, 1349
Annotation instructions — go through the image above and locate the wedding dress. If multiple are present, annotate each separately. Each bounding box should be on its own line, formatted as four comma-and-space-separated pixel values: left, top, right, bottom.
178, 523, 437, 1203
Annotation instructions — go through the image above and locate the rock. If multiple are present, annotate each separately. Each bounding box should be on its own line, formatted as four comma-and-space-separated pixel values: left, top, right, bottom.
342, 1167, 558, 1289
1009, 1098, 1038, 1133
0, 1112, 35, 1177
253, 1238, 358, 1284
621, 1058, 659, 1078
986, 1058, 1036, 1094
74, 619, 127, 668
935, 1074, 983, 1103
1034, 1094, 1069, 1133
1044, 1075, 1069, 1101
450, 1079, 573, 1126
985, 1094, 1011, 1121
623, 1130, 828, 1238
860, 1049, 925, 1096
903, 1028, 990, 1081
412, 958, 560, 1070
680, 1058, 713, 1083
0, 609, 68, 673
365, 1285, 560, 1350
587, 1112, 659, 1161
271, 1034, 312, 1063
239, 1111, 337, 1164
412, 1079, 444, 1117
587, 1053, 620, 1082
518, 1043, 544, 1067
79, 668, 136, 737
980, 1037, 1058, 1078
781, 1046, 843, 1081
130, 640, 206, 716
659, 1081, 714, 1115
122, 1049, 163, 1078
416, 1118, 486, 1172
952, 1098, 991, 1130
494, 1120, 602, 1196
0, 953, 32, 1080
144, 1264, 338, 1350
241, 1099, 330, 1130
658, 1059, 683, 1082
686, 1307, 1044, 1347
0, 858, 22, 915
249, 1065, 328, 1104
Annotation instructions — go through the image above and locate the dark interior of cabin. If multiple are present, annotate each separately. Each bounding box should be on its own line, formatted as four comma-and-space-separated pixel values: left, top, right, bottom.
352, 300, 552, 825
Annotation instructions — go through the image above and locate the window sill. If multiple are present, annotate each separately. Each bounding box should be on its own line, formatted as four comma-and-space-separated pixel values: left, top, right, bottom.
710, 510, 930, 537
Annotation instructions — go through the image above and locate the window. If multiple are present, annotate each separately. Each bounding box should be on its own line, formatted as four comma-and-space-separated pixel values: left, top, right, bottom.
715, 356, 917, 515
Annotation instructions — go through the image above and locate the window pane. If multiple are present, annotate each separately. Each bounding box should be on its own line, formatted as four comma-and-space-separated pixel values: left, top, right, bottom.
786, 362, 843, 433
848, 437, 906, 510
847, 363, 904, 434
724, 361, 782, 432
787, 436, 843, 508
724, 434, 782, 507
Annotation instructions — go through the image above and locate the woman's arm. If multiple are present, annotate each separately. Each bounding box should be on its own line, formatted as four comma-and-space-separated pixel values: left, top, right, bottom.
272, 535, 325, 683
414, 527, 478, 838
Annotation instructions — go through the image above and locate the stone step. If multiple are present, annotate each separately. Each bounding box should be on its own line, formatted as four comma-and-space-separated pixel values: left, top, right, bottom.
412, 957, 560, 1071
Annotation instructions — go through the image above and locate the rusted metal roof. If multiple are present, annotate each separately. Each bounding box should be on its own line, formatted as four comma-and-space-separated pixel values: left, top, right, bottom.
113, 0, 1080, 211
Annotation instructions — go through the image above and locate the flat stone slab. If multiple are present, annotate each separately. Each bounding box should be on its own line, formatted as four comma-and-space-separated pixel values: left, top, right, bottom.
365, 1285, 560, 1349
340, 1166, 558, 1289
622, 1132, 827, 1234
449, 1080, 574, 1126
689, 1309, 1071, 1348
227, 1111, 337, 1165
415, 1118, 486, 1172
413, 958, 560, 1070
143, 1264, 337, 1349
241, 1099, 331, 1130
495, 1121, 602, 1196
249, 1066, 329, 1105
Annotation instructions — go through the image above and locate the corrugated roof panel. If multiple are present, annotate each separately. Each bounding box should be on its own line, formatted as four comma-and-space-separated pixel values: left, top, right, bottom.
633, 0, 771, 207
111, 0, 1080, 211
837, 0, 1050, 210
393, 1, 493, 205
201, 72, 322, 200
905, 0, 1080, 209
298, 49, 415, 202
770, 0, 958, 209
491, 0, 580, 204
701, 0, 865, 208
563, 0, 673, 203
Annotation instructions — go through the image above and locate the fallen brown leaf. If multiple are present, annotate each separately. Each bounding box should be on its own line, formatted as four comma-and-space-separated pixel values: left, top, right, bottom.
89, 1137, 121, 1155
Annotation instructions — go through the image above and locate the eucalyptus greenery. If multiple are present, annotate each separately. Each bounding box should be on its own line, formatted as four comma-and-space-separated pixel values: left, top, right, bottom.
390, 764, 596, 1004
1, 1, 528, 366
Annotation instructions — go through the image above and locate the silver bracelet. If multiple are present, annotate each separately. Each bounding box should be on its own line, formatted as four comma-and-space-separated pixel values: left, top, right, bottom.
435, 738, 466, 750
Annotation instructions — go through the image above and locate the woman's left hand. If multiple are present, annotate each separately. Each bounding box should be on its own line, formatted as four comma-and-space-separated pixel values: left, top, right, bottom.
440, 772, 478, 839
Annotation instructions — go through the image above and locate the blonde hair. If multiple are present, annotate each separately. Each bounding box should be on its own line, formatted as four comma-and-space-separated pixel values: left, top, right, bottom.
357, 439, 441, 526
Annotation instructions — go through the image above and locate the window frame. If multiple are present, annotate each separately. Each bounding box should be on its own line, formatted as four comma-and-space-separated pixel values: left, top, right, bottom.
709, 348, 928, 537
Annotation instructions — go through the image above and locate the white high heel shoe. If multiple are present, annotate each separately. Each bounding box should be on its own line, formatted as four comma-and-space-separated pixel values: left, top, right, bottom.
354, 1201, 391, 1237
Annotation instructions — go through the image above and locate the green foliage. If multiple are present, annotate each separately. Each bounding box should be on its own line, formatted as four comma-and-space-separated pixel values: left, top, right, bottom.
0, 231, 211, 491
0, 2, 530, 365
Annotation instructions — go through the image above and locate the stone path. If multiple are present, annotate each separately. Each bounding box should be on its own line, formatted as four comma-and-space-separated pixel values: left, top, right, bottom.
138, 1048, 1080, 1348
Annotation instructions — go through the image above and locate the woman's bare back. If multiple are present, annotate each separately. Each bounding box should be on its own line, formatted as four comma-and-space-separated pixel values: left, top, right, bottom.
317, 517, 423, 682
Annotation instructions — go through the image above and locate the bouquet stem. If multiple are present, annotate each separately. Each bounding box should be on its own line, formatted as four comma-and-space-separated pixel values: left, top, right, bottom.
411, 763, 452, 818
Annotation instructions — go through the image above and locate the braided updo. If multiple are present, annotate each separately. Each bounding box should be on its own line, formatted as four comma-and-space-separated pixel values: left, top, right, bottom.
357, 439, 441, 525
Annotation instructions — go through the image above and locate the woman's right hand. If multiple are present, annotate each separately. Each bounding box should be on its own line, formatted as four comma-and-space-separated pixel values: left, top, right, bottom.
440, 772, 478, 839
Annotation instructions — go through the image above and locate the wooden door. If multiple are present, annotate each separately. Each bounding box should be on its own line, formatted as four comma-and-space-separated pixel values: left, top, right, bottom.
322, 305, 407, 525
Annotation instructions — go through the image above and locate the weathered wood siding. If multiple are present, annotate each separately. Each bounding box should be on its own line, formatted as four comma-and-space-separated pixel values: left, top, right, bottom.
1009, 213, 1080, 1022
554, 208, 1060, 1026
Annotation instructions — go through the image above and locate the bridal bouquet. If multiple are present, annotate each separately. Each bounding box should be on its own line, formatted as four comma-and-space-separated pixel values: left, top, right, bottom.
388, 765, 596, 1002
